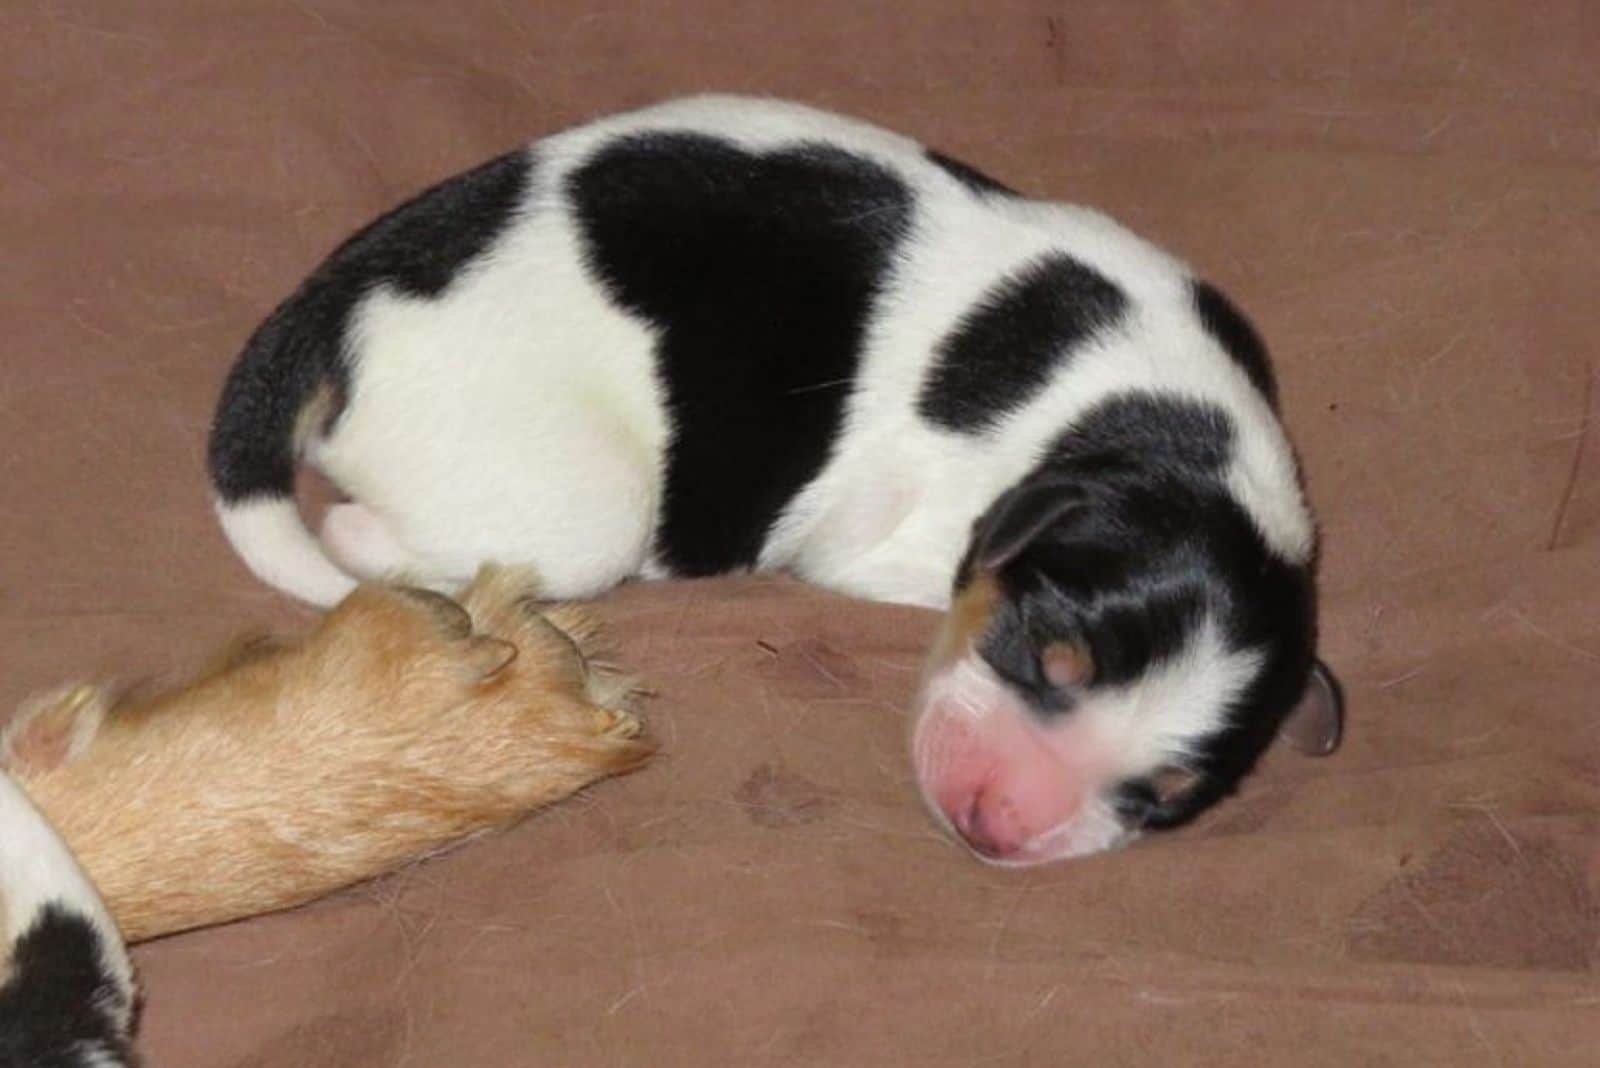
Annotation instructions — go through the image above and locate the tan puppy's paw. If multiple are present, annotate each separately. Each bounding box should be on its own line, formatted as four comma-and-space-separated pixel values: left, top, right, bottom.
2, 683, 111, 775
16, 570, 655, 944
591, 706, 645, 739
454, 564, 645, 709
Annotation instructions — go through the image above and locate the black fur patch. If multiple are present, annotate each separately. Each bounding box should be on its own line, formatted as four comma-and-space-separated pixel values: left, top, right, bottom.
1192, 280, 1278, 404
962, 392, 1317, 827
568, 133, 913, 574
208, 149, 535, 502
0, 905, 134, 1067
1047, 391, 1236, 478
925, 148, 1019, 197
919, 254, 1127, 433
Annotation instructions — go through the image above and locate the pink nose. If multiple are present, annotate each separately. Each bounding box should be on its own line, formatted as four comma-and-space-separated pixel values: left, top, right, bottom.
945, 783, 1031, 860
916, 706, 1090, 863
921, 684, 1094, 869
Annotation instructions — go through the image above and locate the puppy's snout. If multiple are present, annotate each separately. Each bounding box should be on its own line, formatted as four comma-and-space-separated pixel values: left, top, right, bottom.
914, 704, 1089, 864
946, 783, 1030, 861
912, 660, 1134, 865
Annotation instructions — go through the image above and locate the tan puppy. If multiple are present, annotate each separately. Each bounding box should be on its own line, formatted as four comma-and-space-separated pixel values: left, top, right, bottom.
3, 566, 653, 944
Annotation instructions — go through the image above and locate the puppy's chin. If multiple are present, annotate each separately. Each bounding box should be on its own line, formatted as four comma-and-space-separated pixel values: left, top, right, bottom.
982, 800, 1141, 868
910, 654, 1138, 866
942, 793, 1141, 869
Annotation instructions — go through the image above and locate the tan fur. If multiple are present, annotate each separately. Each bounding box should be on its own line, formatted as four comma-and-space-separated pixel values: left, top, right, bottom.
11, 566, 653, 944
926, 572, 1001, 677
1040, 639, 1094, 689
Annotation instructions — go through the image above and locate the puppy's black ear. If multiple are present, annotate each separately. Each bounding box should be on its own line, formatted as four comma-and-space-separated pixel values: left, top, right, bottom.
973, 479, 1084, 571
1279, 659, 1343, 756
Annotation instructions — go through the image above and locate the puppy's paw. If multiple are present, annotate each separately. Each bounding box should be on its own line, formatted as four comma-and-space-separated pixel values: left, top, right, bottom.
457, 564, 546, 630
3, 683, 112, 776
590, 705, 645, 740
337, 566, 657, 789
564, 702, 656, 780
452, 565, 633, 701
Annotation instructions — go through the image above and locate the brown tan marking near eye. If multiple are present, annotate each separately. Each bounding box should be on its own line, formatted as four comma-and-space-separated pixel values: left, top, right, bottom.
1151, 766, 1203, 806
926, 571, 1001, 677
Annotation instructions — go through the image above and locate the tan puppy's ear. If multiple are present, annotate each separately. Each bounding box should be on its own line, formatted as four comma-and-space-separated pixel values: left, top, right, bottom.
1279, 660, 1343, 756
1, 685, 111, 776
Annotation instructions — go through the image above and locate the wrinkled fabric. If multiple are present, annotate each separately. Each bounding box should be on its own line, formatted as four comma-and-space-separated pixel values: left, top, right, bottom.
2, 3, 1595, 1065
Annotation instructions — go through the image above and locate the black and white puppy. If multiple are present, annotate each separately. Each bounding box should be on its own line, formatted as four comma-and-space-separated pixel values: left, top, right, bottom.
209, 95, 1342, 866
0, 774, 137, 1066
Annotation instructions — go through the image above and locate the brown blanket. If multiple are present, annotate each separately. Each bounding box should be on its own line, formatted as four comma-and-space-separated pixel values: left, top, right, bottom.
4, 2, 1595, 1064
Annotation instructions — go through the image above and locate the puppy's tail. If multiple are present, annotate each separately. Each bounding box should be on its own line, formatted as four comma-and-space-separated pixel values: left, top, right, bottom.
207, 294, 359, 607
0, 773, 137, 1066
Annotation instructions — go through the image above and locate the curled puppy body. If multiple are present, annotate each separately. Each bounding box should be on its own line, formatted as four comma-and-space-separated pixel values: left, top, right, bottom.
8, 567, 652, 944
0, 773, 137, 1067
209, 94, 1341, 866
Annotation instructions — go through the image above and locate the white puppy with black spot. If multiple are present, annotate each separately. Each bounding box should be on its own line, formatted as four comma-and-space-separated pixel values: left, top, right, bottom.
210, 95, 1342, 866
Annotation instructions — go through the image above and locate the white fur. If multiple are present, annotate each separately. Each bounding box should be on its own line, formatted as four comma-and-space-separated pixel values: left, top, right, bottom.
228, 93, 1312, 607
218, 497, 357, 607
67, 1046, 132, 1068
0, 773, 135, 1028
1072, 616, 1264, 776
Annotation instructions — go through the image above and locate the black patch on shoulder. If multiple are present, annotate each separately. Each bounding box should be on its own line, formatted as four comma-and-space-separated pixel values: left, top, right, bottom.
925, 148, 1019, 197
1192, 280, 1277, 405
568, 133, 913, 574
208, 148, 535, 502
919, 255, 1127, 433
0, 905, 134, 1067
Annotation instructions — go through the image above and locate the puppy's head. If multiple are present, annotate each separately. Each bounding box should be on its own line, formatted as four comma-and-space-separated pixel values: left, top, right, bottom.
912, 457, 1340, 867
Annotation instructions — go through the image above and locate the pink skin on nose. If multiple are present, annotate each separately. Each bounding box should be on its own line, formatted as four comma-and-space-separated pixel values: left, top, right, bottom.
917, 711, 1083, 859
912, 660, 1118, 865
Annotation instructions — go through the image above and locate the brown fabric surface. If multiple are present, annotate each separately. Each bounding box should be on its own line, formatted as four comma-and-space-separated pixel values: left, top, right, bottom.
4, 2, 1597, 1064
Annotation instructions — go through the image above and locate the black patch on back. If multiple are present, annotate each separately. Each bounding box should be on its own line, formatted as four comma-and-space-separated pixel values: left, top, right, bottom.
925, 148, 1019, 197
919, 254, 1127, 433
0, 905, 134, 1067
962, 392, 1317, 828
1192, 280, 1278, 405
208, 149, 535, 502
568, 133, 913, 574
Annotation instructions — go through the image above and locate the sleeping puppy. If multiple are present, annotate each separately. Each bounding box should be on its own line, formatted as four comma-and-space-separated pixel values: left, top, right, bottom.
0, 773, 137, 1067
6, 567, 651, 944
208, 94, 1341, 866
